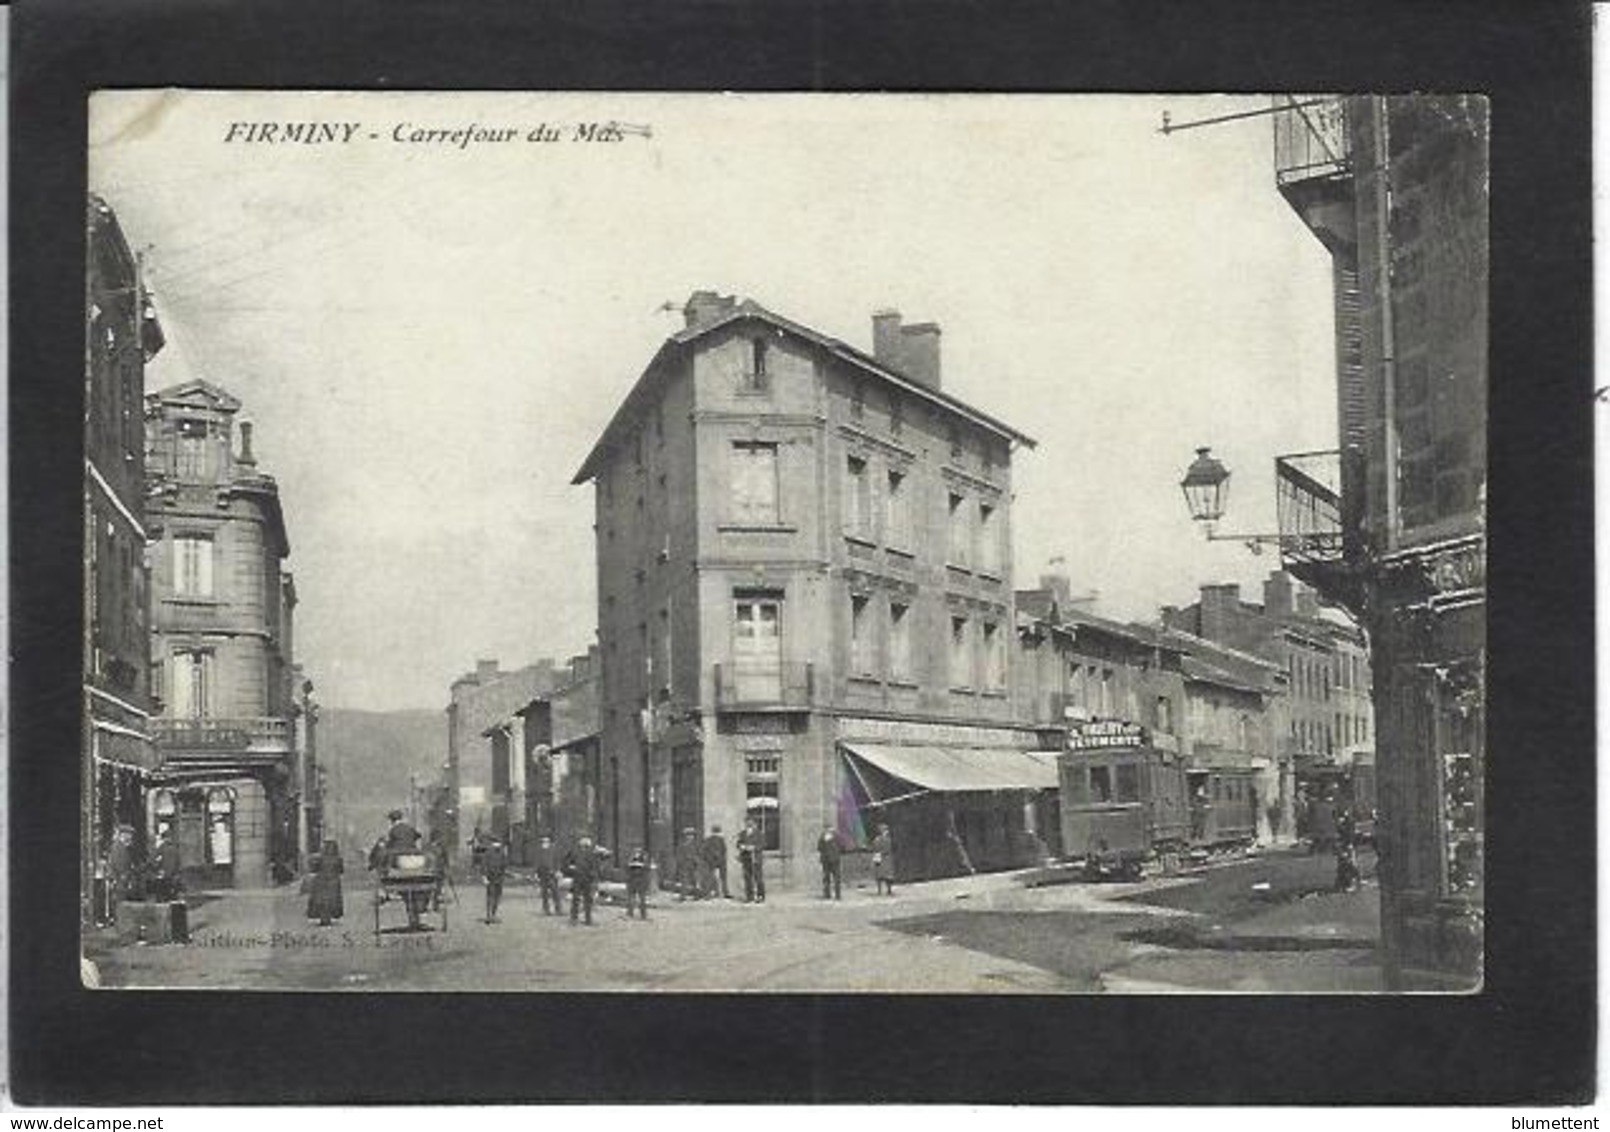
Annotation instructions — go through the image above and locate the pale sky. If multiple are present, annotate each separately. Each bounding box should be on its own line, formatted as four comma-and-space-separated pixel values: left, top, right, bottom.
90, 91, 1337, 711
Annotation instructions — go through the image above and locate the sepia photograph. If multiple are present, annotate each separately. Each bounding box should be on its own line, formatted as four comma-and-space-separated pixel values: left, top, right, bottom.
79, 89, 1487, 996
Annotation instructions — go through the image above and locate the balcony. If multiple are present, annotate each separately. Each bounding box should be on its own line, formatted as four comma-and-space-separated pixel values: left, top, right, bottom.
1272, 96, 1356, 252
1273, 95, 1349, 189
1276, 449, 1366, 611
713, 661, 814, 712
152, 715, 292, 752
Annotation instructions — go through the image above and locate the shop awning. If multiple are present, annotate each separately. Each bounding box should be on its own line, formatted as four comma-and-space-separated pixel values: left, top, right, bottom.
840, 743, 1059, 796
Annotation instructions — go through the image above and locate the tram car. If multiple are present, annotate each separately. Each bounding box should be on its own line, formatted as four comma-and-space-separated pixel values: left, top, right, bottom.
1296, 757, 1376, 851
1057, 744, 1261, 880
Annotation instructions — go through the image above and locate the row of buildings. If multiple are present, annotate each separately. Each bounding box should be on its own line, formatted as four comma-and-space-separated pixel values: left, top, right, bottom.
84, 196, 316, 920
421, 94, 1484, 992
431, 294, 1372, 891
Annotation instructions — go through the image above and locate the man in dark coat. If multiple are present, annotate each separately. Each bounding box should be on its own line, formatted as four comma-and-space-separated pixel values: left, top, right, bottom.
674, 828, 701, 901
150, 830, 183, 902
480, 837, 508, 923
737, 819, 766, 904
702, 824, 730, 899
871, 823, 896, 895
624, 846, 651, 920
533, 834, 561, 915
386, 809, 421, 851
817, 825, 844, 900
566, 835, 601, 926
106, 824, 138, 905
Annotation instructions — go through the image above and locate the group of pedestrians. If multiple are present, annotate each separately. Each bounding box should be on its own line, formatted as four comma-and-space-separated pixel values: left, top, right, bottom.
672, 819, 770, 903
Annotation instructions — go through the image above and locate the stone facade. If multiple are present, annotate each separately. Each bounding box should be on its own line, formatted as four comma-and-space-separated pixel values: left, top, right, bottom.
84, 196, 165, 921
575, 294, 1037, 882
145, 380, 302, 888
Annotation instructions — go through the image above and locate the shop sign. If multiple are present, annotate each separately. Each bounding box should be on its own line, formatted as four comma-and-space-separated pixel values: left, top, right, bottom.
1067, 720, 1148, 751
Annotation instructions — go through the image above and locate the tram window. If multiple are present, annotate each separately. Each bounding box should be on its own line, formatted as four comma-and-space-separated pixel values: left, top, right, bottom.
1090, 766, 1113, 804
1065, 768, 1089, 805
1115, 763, 1140, 803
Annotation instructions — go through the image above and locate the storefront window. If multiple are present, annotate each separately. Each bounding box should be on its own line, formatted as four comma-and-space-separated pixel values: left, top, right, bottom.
746, 755, 781, 851
207, 787, 235, 866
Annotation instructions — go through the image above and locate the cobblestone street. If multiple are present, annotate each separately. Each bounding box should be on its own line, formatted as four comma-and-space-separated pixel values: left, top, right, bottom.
84, 846, 1381, 993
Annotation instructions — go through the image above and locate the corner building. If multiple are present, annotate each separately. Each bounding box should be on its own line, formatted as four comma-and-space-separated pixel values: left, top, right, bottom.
574, 293, 1039, 883
145, 381, 303, 888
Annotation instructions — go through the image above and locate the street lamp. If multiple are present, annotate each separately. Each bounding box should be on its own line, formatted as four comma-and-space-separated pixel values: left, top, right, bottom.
1179, 447, 1284, 554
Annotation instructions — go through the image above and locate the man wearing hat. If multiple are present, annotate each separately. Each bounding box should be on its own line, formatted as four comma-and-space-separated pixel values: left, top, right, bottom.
701, 823, 730, 900
479, 836, 508, 924
566, 835, 601, 926
386, 809, 421, 851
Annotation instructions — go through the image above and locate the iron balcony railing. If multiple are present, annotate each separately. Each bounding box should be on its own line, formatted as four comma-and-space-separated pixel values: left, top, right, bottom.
713, 661, 814, 711
152, 715, 292, 751
1272, 95, 1350, 189
1275, 449, 1365, 569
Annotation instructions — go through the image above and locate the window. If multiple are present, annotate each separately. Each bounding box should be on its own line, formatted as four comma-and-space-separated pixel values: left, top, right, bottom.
889, 393, 904, 435
977, 501, 1001, 575
733, 595, 783, 701
1156, 696, 1174, 733
746, 755, 781, 851
1098, 669, 1114, 717
207, 787, 235, 866
743, 339, 769, 392
1090, 766, 1113, 804
729, 442, 779, 525
176, 419, 208, 479
885, 468, 911, 549
844, 455, 872, 538
173, 535, 214, 597
948, 425, 963, 461
850, 376, 866, 418
947, 492, 969, 567
949, 616, 971, 688
153, 789, 177, 841
982, 621, 1005, 690
888, 601, 912, 682
850, 595, 874, 676
1116, 763, 1140, 803
168, 650, 213, 718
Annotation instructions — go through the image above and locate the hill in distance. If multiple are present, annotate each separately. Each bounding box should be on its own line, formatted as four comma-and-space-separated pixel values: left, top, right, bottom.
318, 707, 445, 851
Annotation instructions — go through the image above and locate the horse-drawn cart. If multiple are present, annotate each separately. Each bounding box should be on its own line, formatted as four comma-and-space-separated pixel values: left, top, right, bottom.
372, 849, 448, 938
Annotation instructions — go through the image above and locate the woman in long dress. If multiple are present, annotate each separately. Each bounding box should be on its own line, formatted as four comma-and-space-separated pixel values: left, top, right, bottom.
307, 839, 344, 926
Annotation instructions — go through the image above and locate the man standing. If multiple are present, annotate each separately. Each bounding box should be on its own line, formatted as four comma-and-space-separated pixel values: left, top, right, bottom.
624, 846, 651, 920
737, 818, 766, 904
675, 828, 701, 901
480, 836, 508, 924
567, 835, 600, 926
533, 834, 561, 915
701, 824, 730, 900
150, 829, 183, 902
817, 825, 843, 900
387, 809, 421, 851
871, 823, 896, 896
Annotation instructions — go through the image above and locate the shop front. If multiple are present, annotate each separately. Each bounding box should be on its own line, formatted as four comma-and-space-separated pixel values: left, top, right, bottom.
837, 739, 1060, 882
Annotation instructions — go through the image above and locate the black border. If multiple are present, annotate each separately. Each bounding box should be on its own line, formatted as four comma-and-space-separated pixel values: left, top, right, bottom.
10, 0, 1595, 1106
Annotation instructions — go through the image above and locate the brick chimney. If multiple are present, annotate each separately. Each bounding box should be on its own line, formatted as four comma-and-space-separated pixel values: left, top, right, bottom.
871, 309, 941, 390
683, 290, 737, 329
872, 309, 904, 365
475, 658, 500, 684
237, 421, 256, 467
1296, 587, 1319, 619
899, 322, 942, 390
1199, 583, 1242, 643
1263, 571, 1294, 617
